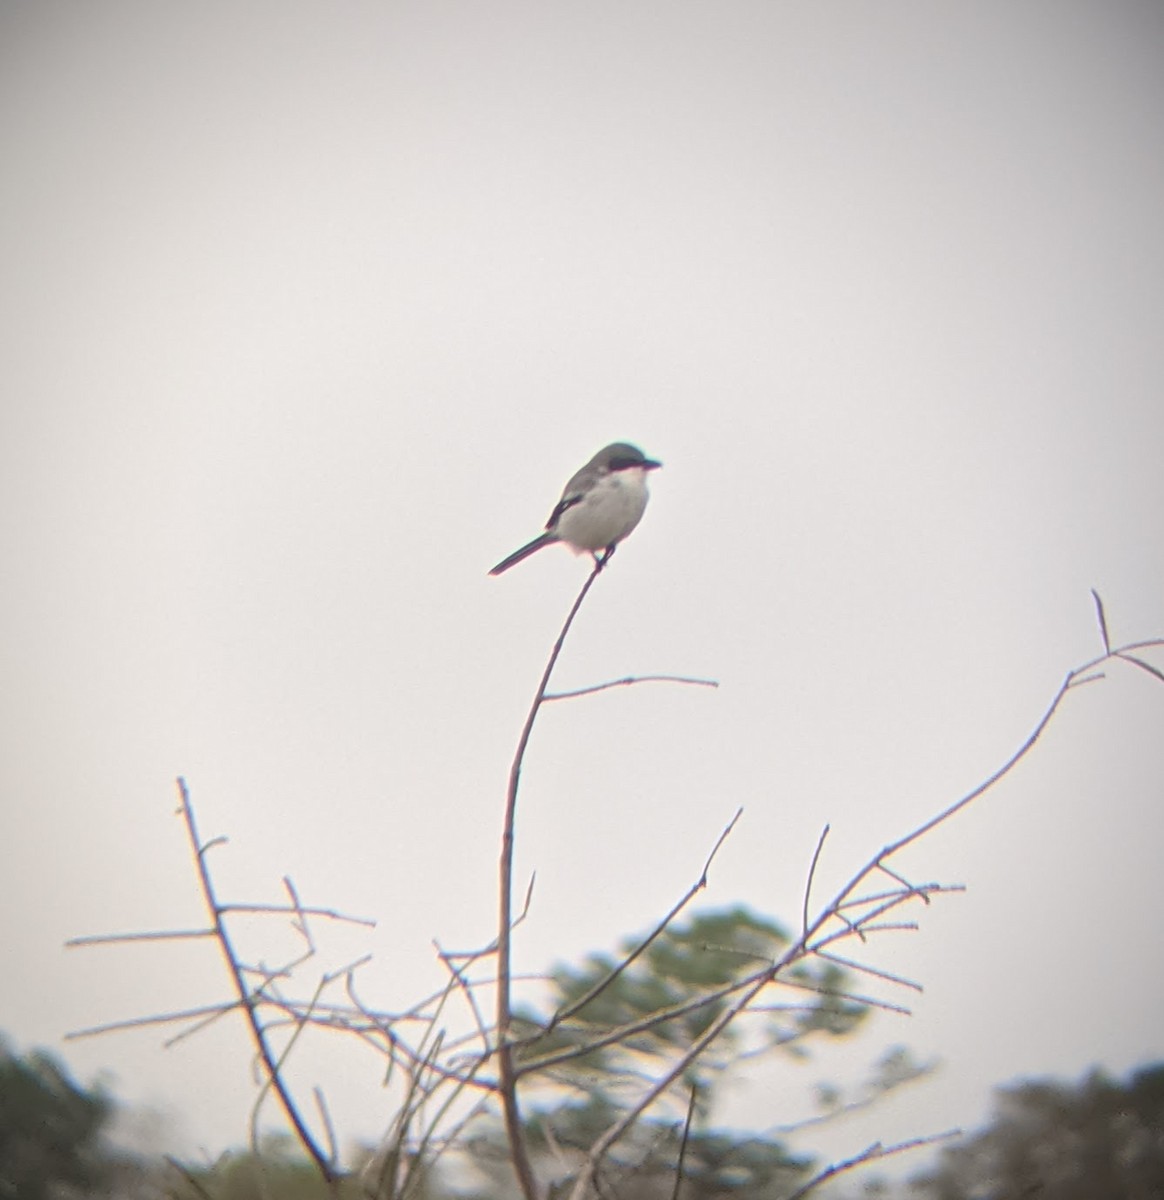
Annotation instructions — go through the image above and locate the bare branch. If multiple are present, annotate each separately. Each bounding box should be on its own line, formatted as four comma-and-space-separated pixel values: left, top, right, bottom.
313, 1086, 338, 1167
66, 928, 216, 947
177, 778, 337, 1182
811, 949, 923, 993
785, 1129, 961, 1200
164, 1155, 216, 1200
669, 1083, 700, 1200
875, 861, 932, 903
524, 808, 742, 1046
212, 901, 375, 927
545, 674, 719, 701
764, 976, 914, 1018
1092, 588, 1111, 654
836, 884, 964, 913
435, 937, 492, 1054
563, 968, 771, 1200
66, 1001, 240, 1041
802, 825, 830, 940
496, 554, 674, 1199
248, 972, 332, 1172
1116, 651, 1164, 686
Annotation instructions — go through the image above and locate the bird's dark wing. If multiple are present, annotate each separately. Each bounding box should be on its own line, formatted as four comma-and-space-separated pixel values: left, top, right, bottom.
545, 490, 584, 531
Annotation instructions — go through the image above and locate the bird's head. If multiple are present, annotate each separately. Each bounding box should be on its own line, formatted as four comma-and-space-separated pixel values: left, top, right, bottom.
596, 443, 662, 473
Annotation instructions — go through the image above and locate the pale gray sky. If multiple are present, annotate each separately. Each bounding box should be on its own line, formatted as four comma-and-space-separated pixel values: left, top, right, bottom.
2, 0, 1163, 1180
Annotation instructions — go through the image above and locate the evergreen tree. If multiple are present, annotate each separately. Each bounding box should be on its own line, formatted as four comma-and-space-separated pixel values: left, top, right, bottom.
910, 1062, 1164, 1200
0, 1037, 113, 1200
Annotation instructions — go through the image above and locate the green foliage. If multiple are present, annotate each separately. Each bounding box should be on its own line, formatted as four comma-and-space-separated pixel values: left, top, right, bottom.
910, 1061, 1164, 1200
512, 905, 866, 1115
0, 1036, 113, 1200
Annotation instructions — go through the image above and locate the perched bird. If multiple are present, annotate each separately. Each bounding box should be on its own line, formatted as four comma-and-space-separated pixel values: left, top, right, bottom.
489, 442, 662, 576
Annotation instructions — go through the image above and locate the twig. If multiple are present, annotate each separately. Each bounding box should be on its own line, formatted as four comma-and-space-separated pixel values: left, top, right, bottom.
66, 1001, 240, 1040
164, 1155, 216, 1200
802, 825, 830, 940
784, 1129, 961, 1200
524, 808, 742, 1045
1091, 588, 1111, 654
177, 778, 337, 1182
811, 950, 923, 993
1116, 651, 1164, 685
214, 901, 375, 927
517, 974, 756, 1077
763, 977, 914, 1018
836, 884, 961, 913
563, 966, 774, 1200
434, 938, 492, 1054
545, 674, 719, 700
669, 1083, 699, 1200
66, 928, 216, 946
876, 861, 931, 903
313, 1087, 338, 1167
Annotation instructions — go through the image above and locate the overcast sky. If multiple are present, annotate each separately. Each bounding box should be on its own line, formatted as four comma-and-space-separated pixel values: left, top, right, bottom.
2, 1, 1163, 1183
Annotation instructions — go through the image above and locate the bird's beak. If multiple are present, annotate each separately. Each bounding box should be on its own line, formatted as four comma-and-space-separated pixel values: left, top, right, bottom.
644, 459, 662, 470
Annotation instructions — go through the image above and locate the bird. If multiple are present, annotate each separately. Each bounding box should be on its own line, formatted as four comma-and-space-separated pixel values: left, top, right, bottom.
489, 442, 662, 576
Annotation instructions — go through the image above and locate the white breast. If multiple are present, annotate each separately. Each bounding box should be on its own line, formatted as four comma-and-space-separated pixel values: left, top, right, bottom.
556, 468, 651, 553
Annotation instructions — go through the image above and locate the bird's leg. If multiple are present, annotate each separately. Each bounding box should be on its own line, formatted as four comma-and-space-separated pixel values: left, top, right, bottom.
594, 545, 617, 571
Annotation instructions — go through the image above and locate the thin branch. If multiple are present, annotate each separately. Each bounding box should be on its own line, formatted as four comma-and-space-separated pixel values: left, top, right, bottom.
852, 921, 922, 936
1091, 588, 1111, 654
1114, 636, 1164, 654
517, 974, 755, 1077
214, 901, 375, 927
836, 628, 1161, 897
1115, 651, 1164, 685
177, 778, 336, 1183
563, 967, 772, 1200
66, 1001, 240, 1041
802, 825, 830, 940
836, 884, 959, 913
525, 808, 742, 1045
498, 558, 606, 1200
875, 861, 932, 903
164, 1155, 216, 1200
811, 885, 957, 953
249, 973, 330, 1166
764, 977, 914, 1018
669, 1083, 699, 1200
162, 1000, 245, 1049
544, 674, 719, 701
313, 1087, 338, 1167
811, 950, 923, 993
66, 928, 216, 947
434, 938, 492, 1054
855, 669, 1073, 878
784, 1130, 961, 1200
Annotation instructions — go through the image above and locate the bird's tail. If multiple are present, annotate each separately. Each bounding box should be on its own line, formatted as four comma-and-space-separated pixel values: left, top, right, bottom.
489, 532, 558, 576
